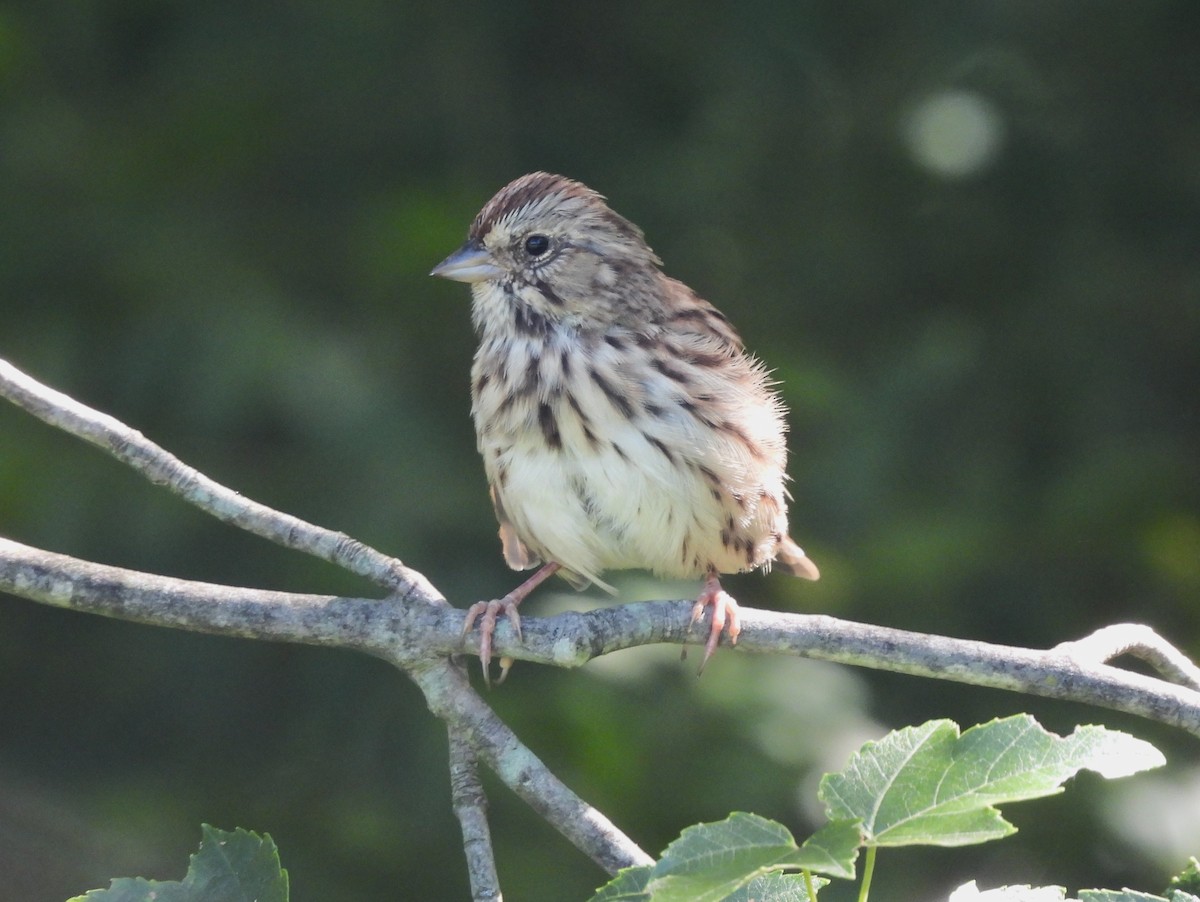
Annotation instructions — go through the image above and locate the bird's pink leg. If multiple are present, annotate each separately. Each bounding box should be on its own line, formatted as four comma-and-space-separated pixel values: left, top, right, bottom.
689, 569, 742, 674
463, 561, 561, 686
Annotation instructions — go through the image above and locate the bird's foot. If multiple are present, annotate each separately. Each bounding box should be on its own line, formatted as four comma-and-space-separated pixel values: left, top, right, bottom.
688, 572, 742, 674
462, 595, 523, 686
461, 561, 561, 686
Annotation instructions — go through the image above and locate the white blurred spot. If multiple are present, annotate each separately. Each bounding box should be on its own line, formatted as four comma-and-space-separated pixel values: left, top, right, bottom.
1103, 765, 1200, 869
949, 881, 1066, 901
904, 89, 1005, 179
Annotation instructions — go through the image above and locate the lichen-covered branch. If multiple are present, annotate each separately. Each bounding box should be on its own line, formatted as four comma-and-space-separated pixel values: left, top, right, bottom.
480, 601, 1200, 739
1054, 623, 1200, 691
0, 536, 651, 874
0, 358, 441, 603
5, 534, 1200, 745
448, 728, 502, 902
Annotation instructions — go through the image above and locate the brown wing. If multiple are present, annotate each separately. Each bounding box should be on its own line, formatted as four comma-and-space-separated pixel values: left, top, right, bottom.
657, 278, 745, 351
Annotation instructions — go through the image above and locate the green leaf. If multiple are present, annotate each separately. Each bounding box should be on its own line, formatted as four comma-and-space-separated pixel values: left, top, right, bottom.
723, 872, 826, 901
67, 880, 192, 902
67, 825, 289, 902
819, 715, 1164, 847
794, 818, 862, 878
642, 812, 858, 902
644, 813, 800, 902
590, 866, 652, 901
591, 868, 825, 902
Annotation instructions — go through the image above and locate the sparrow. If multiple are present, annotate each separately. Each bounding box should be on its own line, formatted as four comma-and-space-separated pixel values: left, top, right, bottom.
432, 172, 818, 682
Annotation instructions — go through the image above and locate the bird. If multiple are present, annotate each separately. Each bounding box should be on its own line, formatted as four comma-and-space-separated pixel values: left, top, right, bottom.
431, 172, 818, 683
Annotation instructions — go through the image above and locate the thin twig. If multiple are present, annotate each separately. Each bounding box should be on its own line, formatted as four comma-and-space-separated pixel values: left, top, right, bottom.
0, 358, 442, 603
448, 727, 502, 901
414, 661, 654, 875
1054, 623, 1200, 691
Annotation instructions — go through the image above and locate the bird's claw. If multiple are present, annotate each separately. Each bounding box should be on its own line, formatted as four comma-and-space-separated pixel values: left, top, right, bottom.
687, 581, 742, 675
462, 595, 523, 687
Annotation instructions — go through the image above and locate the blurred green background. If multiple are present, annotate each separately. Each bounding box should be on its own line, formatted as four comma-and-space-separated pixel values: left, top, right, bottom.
1, 2, 1198, 900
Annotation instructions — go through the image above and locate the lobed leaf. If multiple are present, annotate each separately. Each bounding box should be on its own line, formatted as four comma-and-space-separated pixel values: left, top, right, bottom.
590, 866, 652, 901
723, 872, 825, 901
67, 825, 288, 902
819, 715, 1164, 847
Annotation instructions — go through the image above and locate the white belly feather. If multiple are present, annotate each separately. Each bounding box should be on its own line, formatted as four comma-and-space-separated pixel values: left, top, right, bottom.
474, 327, 790, 589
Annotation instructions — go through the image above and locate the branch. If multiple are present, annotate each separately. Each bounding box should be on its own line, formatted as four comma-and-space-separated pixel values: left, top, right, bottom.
1054, 624, 1200, 691
412, 661, 654, 875
0, 358, 441, 602
486, 603, 1200, 739
6, 534, 1200, 746
0, 537, 652, 874
5, 354, 1200, 899
0, 356, 652, 884
448, 727, 501, 902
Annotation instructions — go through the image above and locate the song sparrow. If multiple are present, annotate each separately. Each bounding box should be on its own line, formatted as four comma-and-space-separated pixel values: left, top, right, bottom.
432, 172, 818, 682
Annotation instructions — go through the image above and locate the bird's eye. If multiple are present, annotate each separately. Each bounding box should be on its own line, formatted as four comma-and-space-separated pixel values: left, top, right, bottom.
523, 234, 551, 257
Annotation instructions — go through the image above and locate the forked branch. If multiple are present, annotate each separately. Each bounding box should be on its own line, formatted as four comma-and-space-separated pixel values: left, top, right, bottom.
2, 356, 1199, 899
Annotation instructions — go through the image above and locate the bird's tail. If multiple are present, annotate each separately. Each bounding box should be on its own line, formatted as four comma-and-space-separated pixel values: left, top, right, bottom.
776, 537, 820, 580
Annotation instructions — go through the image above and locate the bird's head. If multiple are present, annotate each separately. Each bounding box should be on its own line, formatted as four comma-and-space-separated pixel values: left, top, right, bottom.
431, 173, 663, 332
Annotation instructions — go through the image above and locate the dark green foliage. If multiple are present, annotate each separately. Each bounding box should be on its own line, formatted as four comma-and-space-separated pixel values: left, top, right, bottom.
1, 3, 1197, 900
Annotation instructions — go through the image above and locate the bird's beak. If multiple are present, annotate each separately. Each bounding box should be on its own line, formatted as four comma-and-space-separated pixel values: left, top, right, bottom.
430, 239, 502, 283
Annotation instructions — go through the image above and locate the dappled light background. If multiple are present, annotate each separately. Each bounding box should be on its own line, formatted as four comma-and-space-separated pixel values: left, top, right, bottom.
1, 2, 1198, 900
